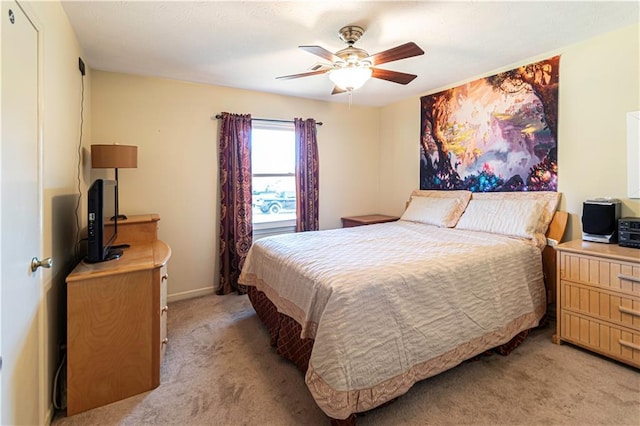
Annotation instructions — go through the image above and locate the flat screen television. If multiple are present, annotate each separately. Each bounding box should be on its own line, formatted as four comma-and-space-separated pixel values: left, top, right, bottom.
86, 179, 121, 262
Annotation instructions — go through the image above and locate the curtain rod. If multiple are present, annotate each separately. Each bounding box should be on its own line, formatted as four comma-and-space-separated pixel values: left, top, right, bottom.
213, 114, 323, 126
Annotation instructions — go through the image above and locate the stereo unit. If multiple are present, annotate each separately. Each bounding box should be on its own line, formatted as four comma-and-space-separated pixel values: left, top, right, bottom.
619, 217, 640, 249
582, 198, 621, 243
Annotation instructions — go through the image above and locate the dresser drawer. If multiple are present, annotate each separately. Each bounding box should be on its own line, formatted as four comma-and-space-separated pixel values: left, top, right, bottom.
560, 310, 640, 367
560, 280, 640, 330
160, 265, 169, 361
559, 251, 640, 295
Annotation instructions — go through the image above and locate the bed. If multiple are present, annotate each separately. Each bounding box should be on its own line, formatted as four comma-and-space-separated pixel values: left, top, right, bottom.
238, 190, 565, 423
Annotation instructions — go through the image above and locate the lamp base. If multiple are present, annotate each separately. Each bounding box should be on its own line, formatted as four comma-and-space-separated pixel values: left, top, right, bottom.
110, 214, 129, 221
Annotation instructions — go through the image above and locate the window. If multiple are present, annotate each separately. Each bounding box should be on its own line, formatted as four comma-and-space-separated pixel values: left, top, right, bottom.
251, 123, 296, 238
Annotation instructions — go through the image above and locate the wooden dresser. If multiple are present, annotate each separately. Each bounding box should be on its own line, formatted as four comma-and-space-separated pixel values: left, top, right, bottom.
341, 214, 399, 228
554, 239, 639, 367
66, 214, 171, 415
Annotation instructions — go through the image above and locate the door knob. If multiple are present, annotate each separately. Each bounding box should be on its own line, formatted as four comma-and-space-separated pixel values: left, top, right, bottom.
31, 257, 52, 272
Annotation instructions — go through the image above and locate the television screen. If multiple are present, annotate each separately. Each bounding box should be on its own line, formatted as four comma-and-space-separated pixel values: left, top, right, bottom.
86, 179, 118, 262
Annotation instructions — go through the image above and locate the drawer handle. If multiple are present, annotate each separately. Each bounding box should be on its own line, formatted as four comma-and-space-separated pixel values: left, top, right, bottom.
161, 305, 169, 314
162, 274, 169, 281
162, 338, 168, 346
618, 273, 640, 284
619, 339, 640, 351
619, 306, 640, 317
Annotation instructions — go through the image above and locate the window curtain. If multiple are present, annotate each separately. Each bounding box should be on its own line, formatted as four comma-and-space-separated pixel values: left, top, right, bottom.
294, 118, 319, 232
217, 112, 252, 295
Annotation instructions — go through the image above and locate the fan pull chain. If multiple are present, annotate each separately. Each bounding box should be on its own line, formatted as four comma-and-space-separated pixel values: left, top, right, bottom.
348, 91, 352, 109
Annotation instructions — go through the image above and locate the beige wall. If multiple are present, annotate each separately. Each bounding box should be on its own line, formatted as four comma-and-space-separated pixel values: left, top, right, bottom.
379, 24, 640, 241
91, 24, 640, 302
90, 72, 380, 300
13, 0, 90, 423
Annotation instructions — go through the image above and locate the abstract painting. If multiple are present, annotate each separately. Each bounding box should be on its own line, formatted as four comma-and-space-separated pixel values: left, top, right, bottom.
420, 56, 559, 192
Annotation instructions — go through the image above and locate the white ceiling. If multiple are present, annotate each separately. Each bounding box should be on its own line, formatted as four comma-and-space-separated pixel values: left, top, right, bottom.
61, 1, 639, 107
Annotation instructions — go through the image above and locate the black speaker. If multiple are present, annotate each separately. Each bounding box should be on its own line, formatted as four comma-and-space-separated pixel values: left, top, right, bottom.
582, 199, 621, 243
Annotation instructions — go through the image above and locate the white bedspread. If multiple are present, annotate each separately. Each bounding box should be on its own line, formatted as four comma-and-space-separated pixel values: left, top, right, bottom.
239, 221, 546, 418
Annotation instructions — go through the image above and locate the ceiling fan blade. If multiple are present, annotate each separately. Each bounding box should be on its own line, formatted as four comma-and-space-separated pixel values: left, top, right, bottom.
276, 69, 331, 80
368, 42, 424, 66
371, 68, 418, 85
299, 45, 341, 63
331, 86, 347, 95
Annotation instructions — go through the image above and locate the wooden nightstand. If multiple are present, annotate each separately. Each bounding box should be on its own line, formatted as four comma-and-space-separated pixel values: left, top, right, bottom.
554, 239, 639, 367
341, 214, 400, 228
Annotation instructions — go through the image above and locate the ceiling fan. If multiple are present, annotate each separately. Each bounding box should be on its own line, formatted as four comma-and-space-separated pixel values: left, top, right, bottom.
277, 25, 425, 94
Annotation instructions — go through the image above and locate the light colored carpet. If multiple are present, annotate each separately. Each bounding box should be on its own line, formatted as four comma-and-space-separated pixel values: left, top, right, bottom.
54, 293, 640, 425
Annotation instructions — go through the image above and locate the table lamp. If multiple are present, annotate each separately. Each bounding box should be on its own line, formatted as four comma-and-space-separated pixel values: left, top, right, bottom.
91, 144, 138, 220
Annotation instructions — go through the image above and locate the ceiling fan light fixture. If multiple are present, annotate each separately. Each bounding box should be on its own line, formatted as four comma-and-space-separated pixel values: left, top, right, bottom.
277, 26, 423, 95
329, 65, 372, 91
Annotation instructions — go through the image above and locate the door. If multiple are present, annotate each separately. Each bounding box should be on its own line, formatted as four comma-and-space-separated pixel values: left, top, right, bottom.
1, 1, 43, 424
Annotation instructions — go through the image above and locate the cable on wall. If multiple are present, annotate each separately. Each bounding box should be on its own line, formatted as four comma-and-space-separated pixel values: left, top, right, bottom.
73, 59, 86, 262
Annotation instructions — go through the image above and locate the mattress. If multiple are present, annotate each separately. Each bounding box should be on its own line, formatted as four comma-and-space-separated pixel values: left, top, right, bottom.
239, 221, 546, 419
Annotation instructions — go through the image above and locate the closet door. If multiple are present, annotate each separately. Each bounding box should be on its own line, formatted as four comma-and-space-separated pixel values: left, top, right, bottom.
1, 1, 44, 424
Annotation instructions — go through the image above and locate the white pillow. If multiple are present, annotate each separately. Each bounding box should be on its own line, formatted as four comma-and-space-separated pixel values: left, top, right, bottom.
470, 191, 560, 236
455, 198, 545, 239
400, 196, 465, 228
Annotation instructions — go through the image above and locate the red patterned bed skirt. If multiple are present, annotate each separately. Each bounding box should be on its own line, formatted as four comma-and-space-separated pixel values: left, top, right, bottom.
247, 285, 534, 423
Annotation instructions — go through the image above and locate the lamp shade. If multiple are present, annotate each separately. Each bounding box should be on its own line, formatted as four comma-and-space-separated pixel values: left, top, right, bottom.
91, 144, 138, 169
329, 66, 372, 91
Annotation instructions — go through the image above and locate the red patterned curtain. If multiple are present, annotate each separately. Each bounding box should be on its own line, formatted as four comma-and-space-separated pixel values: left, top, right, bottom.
294, 118, 319, 232
217, 112, 253, 295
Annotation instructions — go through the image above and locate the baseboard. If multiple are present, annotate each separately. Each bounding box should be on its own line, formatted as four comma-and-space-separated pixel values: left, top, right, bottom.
167, 286, 214, 302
